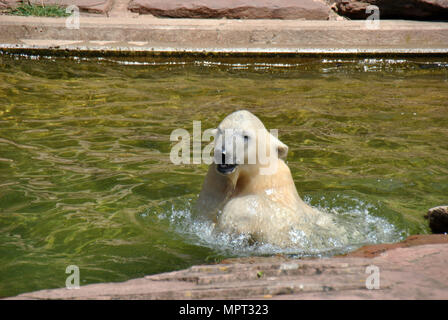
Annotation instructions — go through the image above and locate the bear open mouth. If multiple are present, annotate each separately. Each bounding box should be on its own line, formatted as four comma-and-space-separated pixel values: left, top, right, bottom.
216, 163, 237, 174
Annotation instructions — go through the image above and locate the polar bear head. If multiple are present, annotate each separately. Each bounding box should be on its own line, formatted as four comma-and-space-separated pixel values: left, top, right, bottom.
212, 110, 288, 176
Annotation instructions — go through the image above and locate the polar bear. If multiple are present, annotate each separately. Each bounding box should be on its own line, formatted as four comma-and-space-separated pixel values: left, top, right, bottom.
195, 110, 346, 248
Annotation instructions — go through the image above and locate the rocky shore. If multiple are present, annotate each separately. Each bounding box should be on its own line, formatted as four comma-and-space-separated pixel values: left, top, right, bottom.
1, 0, 448, 21
1, 1, 448, 55
7, 234, 448, 299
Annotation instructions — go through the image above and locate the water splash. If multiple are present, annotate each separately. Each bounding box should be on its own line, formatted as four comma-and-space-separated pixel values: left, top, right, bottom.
153, 194, 405, 258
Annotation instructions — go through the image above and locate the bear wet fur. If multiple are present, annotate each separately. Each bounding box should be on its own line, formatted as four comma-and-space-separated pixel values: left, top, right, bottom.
195, 110, 346, 248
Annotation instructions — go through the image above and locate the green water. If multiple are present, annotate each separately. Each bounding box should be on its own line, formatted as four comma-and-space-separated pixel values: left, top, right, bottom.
0, 55, 447, 297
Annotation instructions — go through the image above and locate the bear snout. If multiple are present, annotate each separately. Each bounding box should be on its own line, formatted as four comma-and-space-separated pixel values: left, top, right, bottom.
216, 151, 238, 175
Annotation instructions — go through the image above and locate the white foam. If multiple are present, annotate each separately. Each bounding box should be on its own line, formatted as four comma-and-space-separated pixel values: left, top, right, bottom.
153, 194, 405, 258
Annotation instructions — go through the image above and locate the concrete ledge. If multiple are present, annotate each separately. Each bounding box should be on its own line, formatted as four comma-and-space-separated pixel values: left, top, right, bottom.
1, 16, 448, 56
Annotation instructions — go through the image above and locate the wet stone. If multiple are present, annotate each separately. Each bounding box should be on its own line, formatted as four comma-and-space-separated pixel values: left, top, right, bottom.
425, 206, 448, 234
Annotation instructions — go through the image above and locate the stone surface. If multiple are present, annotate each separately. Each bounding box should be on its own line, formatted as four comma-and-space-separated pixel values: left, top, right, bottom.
332, 0, 448, 20
0, 0, 20, 10
109, 0, 139, 17
2, 16, 448, 54
0, 0, 113, 14
341, 234, 448, 258
128, 0, 331, 20
6, 235, 448, 299
425, 206, 448, 234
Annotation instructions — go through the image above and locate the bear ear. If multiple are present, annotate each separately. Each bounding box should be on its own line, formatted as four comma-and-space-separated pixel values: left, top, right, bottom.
210, 128, 218, 138
277, 139, 288, 160
269, 133, 288, 160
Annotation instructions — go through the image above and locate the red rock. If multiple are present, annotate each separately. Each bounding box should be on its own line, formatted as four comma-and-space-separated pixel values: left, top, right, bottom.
341, 234, 448, 258
425, 206, 448, 234
0, 0, 20, 10
128, 0, 331, 20
332, 0, 448, 20
6, 241, 448, 299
